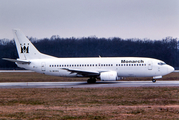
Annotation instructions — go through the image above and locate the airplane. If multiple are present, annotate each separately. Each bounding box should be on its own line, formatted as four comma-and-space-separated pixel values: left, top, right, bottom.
3, 29, 174, 83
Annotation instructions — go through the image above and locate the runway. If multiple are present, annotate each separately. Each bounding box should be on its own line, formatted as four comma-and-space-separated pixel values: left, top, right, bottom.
0, 81, 179, 88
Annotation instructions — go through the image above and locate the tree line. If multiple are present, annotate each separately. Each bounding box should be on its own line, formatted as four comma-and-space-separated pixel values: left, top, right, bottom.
0, 36, 178, 69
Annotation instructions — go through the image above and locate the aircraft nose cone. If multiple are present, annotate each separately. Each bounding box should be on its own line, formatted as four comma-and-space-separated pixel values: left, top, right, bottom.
168, 66, 175, 73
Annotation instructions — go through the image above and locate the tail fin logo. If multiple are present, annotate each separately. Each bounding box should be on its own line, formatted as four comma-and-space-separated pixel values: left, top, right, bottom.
20, 43, 29, 53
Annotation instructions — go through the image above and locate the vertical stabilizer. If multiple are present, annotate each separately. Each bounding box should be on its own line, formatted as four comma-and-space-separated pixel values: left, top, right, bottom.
13, 29, 55, 60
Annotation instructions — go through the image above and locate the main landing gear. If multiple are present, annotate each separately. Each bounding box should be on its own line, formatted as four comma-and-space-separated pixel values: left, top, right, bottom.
87, 77, 96, 84
152, 79, 156, 83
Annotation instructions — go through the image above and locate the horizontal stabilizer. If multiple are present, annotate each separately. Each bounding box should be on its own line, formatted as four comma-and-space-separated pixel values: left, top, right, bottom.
2, 58, 31, 64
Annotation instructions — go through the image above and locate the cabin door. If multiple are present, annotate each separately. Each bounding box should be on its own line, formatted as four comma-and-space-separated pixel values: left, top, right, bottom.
148, 61, 152, 70
41, 62, 46, 72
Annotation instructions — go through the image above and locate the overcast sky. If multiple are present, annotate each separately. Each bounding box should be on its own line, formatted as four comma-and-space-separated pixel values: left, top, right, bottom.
0, 0, 179, 40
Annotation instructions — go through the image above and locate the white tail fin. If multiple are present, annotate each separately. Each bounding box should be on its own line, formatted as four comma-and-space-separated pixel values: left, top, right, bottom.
13, 29, 56, 60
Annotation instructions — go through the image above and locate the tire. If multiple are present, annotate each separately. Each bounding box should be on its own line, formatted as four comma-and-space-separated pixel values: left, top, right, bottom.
152, 79, 156, 83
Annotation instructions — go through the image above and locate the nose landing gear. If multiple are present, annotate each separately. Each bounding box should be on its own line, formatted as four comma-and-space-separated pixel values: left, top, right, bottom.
152, 79, 156, 83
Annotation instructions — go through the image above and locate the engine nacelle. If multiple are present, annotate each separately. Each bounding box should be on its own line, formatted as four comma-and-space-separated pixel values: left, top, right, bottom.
100, 71, 118, 81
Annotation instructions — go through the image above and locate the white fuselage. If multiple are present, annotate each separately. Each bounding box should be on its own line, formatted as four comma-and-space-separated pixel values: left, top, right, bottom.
17, 57, 174, 79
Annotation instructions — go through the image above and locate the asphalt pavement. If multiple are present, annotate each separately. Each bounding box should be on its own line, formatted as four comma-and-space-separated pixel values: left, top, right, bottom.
0, 81, 179, 88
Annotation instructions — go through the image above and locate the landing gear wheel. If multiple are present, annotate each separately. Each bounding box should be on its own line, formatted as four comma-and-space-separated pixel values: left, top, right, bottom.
152, 79, 156, 83
87, 77, 96, 84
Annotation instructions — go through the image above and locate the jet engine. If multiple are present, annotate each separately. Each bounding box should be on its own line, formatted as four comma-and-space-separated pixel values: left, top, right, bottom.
100, 71, 118, 81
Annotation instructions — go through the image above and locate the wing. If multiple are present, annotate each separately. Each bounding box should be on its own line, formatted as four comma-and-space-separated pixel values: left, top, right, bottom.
61, 68, 100, 77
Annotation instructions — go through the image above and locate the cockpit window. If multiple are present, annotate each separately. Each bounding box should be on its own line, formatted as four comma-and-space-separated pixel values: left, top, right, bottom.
158, 62, 166, 65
